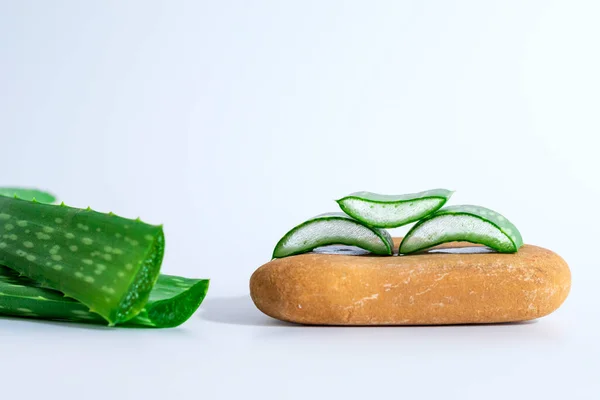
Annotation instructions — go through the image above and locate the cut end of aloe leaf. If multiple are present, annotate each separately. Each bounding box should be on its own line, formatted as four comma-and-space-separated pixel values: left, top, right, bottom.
111, 229, 165, 324
134, 275, 210, 328
337, 189, 453, 228
399, 205, 523, 254
272, 212, 393, 258
0, 188, 56, 204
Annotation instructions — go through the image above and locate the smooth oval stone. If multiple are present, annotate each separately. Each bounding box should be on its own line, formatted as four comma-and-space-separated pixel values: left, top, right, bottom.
250, 240, 571, 325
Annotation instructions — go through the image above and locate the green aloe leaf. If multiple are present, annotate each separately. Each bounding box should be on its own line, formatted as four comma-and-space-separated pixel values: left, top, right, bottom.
0, 188, 56, 204
0, 266, 209, 328
336, 189, 453, 228
399, 205, 523, 254
130, 274, 209, 328
273, 212, 393, 258
0, 196, 165, 325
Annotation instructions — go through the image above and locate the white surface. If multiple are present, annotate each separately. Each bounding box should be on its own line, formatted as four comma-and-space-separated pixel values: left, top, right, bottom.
0, 1, 598, 399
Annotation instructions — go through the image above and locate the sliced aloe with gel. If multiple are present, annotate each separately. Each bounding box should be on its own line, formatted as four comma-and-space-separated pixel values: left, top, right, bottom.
0, 196, 165, 325
337, 189, 453, 228
0, 266, 209, 328
273, 212, 393, 258
399, 205, 523, 254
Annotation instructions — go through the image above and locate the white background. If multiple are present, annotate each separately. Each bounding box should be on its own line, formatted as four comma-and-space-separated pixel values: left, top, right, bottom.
1, 1, 598, 399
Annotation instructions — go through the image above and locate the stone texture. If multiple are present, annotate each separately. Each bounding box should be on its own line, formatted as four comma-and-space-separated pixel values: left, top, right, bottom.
250, 239, 571, 325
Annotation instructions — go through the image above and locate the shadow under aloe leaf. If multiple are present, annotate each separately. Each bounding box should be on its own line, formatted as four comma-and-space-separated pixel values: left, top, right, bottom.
0, 315, 115, 331
198, 295, 292, 327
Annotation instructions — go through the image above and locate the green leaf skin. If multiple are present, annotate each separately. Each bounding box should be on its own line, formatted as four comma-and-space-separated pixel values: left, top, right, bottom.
0, 196, 165, 325
0, 266, 209, 328
399, 205, 524, 254
129, 275, 210, 328
273, 212, 393, 258
336, 189, 453, 228
0, 188, 56, 204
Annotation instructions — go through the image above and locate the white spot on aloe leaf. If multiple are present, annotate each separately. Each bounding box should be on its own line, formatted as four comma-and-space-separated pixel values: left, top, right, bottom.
0, 242, 6, 249
49, 245, 60, 255
125, 237, 139, 246
0, 213, 10, 220
43, 226, 54, 233
16, 220, 27, 227
26, 254, 36, 261
82, 238, 93, 245
23, 241, 33, 248
4, 224, 14, 230
83, 259, 93, 265
75, 272, 84, 279
69, 245, 78, 252
51, 255, 62, 261
54, 218, 63, 224
36, 232, 51, 240
101, 286, 116, 295
77, 223, 89, 231
84, 276, 95, 283
65, 232, 75, 239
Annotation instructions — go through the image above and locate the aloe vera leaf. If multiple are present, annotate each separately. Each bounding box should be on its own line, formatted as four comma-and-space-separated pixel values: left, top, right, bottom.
0, 196, 165, 325
128, 274, 210, 328
0, 266, 209, 328
0, 188, 56, 204
273, 212, 393, 258
399, 205, 524, 254
336, 189, 453, 228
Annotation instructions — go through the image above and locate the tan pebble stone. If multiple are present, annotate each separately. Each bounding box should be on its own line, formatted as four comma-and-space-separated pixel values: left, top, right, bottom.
250, 239, 571, 325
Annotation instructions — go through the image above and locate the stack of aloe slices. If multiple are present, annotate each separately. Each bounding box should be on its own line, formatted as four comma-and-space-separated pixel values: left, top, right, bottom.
0, 188, 209, 328
273, 189, 523, 258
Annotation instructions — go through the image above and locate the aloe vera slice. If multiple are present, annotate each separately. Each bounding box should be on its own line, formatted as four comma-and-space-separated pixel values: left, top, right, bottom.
0, 266, 209, 328
399, 205, 523, 254
273, 212, 393, 258
128, 274, 209, 328
0, 196, 165, 325
0, 188, 56, 204
336, 189, 453, 228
